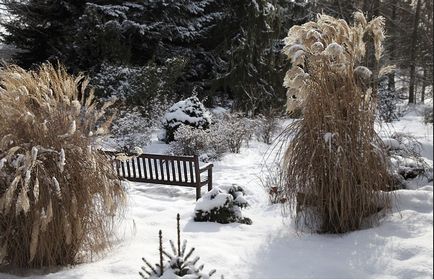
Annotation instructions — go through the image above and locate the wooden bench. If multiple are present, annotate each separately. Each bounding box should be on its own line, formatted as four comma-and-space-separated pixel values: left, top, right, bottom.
102, 151, 213, 200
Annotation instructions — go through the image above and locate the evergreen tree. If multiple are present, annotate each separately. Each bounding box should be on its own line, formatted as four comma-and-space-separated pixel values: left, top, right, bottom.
213, 0, 310, 114
72, 0, 227, 89
0, 0, 87, 67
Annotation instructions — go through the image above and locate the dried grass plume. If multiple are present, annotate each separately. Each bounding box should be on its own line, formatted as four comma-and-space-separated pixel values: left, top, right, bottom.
0, 63, 125, 268
281, 13, 393, 233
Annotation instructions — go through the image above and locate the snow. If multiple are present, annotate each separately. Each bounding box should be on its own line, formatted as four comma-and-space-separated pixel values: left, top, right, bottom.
382, 137, 401, 150
194, 187, 231, 213
0, 106, 432, 278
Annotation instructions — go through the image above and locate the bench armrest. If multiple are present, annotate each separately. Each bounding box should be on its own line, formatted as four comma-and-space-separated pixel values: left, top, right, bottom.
199, 163, 213, 173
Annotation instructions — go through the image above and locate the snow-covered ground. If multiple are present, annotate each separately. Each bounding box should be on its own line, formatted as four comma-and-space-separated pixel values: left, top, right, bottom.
1, 106, 432, 279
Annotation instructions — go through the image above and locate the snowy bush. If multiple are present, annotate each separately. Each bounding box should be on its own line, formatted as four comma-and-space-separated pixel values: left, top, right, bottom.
0, 64, 125, 268
140, 214, 217, 279
169, 124, 229, 160
194, 186, 251, 225
162, 95, 212, 143
385, 133, 433, 182
212, 113, 254, 153
109, 107, 153, 152
170, 125, 211, 157
169, 112, 256, 159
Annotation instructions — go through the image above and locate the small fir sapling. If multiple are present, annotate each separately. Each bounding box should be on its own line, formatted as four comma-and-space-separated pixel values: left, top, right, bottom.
194, 186, 252, 225
139, 214, 217, 279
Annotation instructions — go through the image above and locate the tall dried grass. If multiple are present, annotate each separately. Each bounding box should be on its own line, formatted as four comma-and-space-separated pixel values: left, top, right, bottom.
281, 13, 393, 233
0, 63, 125, 268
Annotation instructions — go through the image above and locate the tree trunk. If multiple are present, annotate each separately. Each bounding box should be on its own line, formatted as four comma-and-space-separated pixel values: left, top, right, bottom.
408, 0, 422, 104
388, 2, 397, 92
421, 67, 427, 103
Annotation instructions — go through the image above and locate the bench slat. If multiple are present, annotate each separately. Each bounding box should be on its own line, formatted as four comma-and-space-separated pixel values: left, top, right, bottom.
148, 157, 153, 179
170, 159, 176, 182
132, 157, 136, 178
177, 160, 182, 182
189, 161, 194, 183
183, 161, 188, 183
137, 157, 142, 178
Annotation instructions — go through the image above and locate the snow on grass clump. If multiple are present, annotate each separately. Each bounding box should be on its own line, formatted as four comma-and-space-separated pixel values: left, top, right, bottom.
0, 63, 125, 269
161, 96, 212, 143
194, 186, 251, 225
386, 132, 433, 182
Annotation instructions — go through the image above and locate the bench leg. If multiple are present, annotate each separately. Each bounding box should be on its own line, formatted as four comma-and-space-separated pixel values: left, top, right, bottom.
207, 169, 212, 191
196, 187, 201, 200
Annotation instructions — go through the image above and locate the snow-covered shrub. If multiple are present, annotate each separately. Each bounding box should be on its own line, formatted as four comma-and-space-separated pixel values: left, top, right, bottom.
212, 113, 254, 153
162, 96, 212, 143
170, 122, 232, 160
0, 64, 125, 268
109, 107, 153, 152
281, 14, 392, 233
169, 125, 211, 157
140, 214, 217, 279
385, 133, 433, 182
169, 112, 256, 159
194, 186, 251, 225
255, 111, 280, 144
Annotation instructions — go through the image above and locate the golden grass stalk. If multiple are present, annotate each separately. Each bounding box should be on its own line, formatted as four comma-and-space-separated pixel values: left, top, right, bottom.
0, 63, 125, 268
281, 13, 393, 233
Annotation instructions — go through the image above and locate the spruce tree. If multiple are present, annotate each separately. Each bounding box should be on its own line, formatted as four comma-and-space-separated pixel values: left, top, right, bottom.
0, 0, 87, 67
213, 0, 310, 114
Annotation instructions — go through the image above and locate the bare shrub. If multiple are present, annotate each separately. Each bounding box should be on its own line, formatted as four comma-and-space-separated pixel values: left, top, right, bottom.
255, 111, 280, 145
259, 163, 288, 204
214, 113, 254, 153
281, 13, 393, 233
109, 107, 153, 152
169, 112, 255, 159
169, 125, 212, 157
0, 63, 126, 268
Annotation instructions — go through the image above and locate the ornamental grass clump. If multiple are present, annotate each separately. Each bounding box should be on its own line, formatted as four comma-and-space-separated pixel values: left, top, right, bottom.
0, 63, 125, 268
281, 13, 394, 233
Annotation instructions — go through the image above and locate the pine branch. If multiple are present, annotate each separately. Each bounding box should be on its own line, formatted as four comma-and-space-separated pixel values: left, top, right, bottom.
184, 247, 195, 262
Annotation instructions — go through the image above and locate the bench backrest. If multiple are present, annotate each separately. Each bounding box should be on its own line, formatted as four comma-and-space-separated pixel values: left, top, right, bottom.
103, 151, 201, 186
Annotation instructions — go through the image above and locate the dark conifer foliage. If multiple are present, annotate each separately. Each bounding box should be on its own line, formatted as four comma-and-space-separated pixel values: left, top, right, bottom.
1, 0, 311, 114
0, 0, 87, 67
